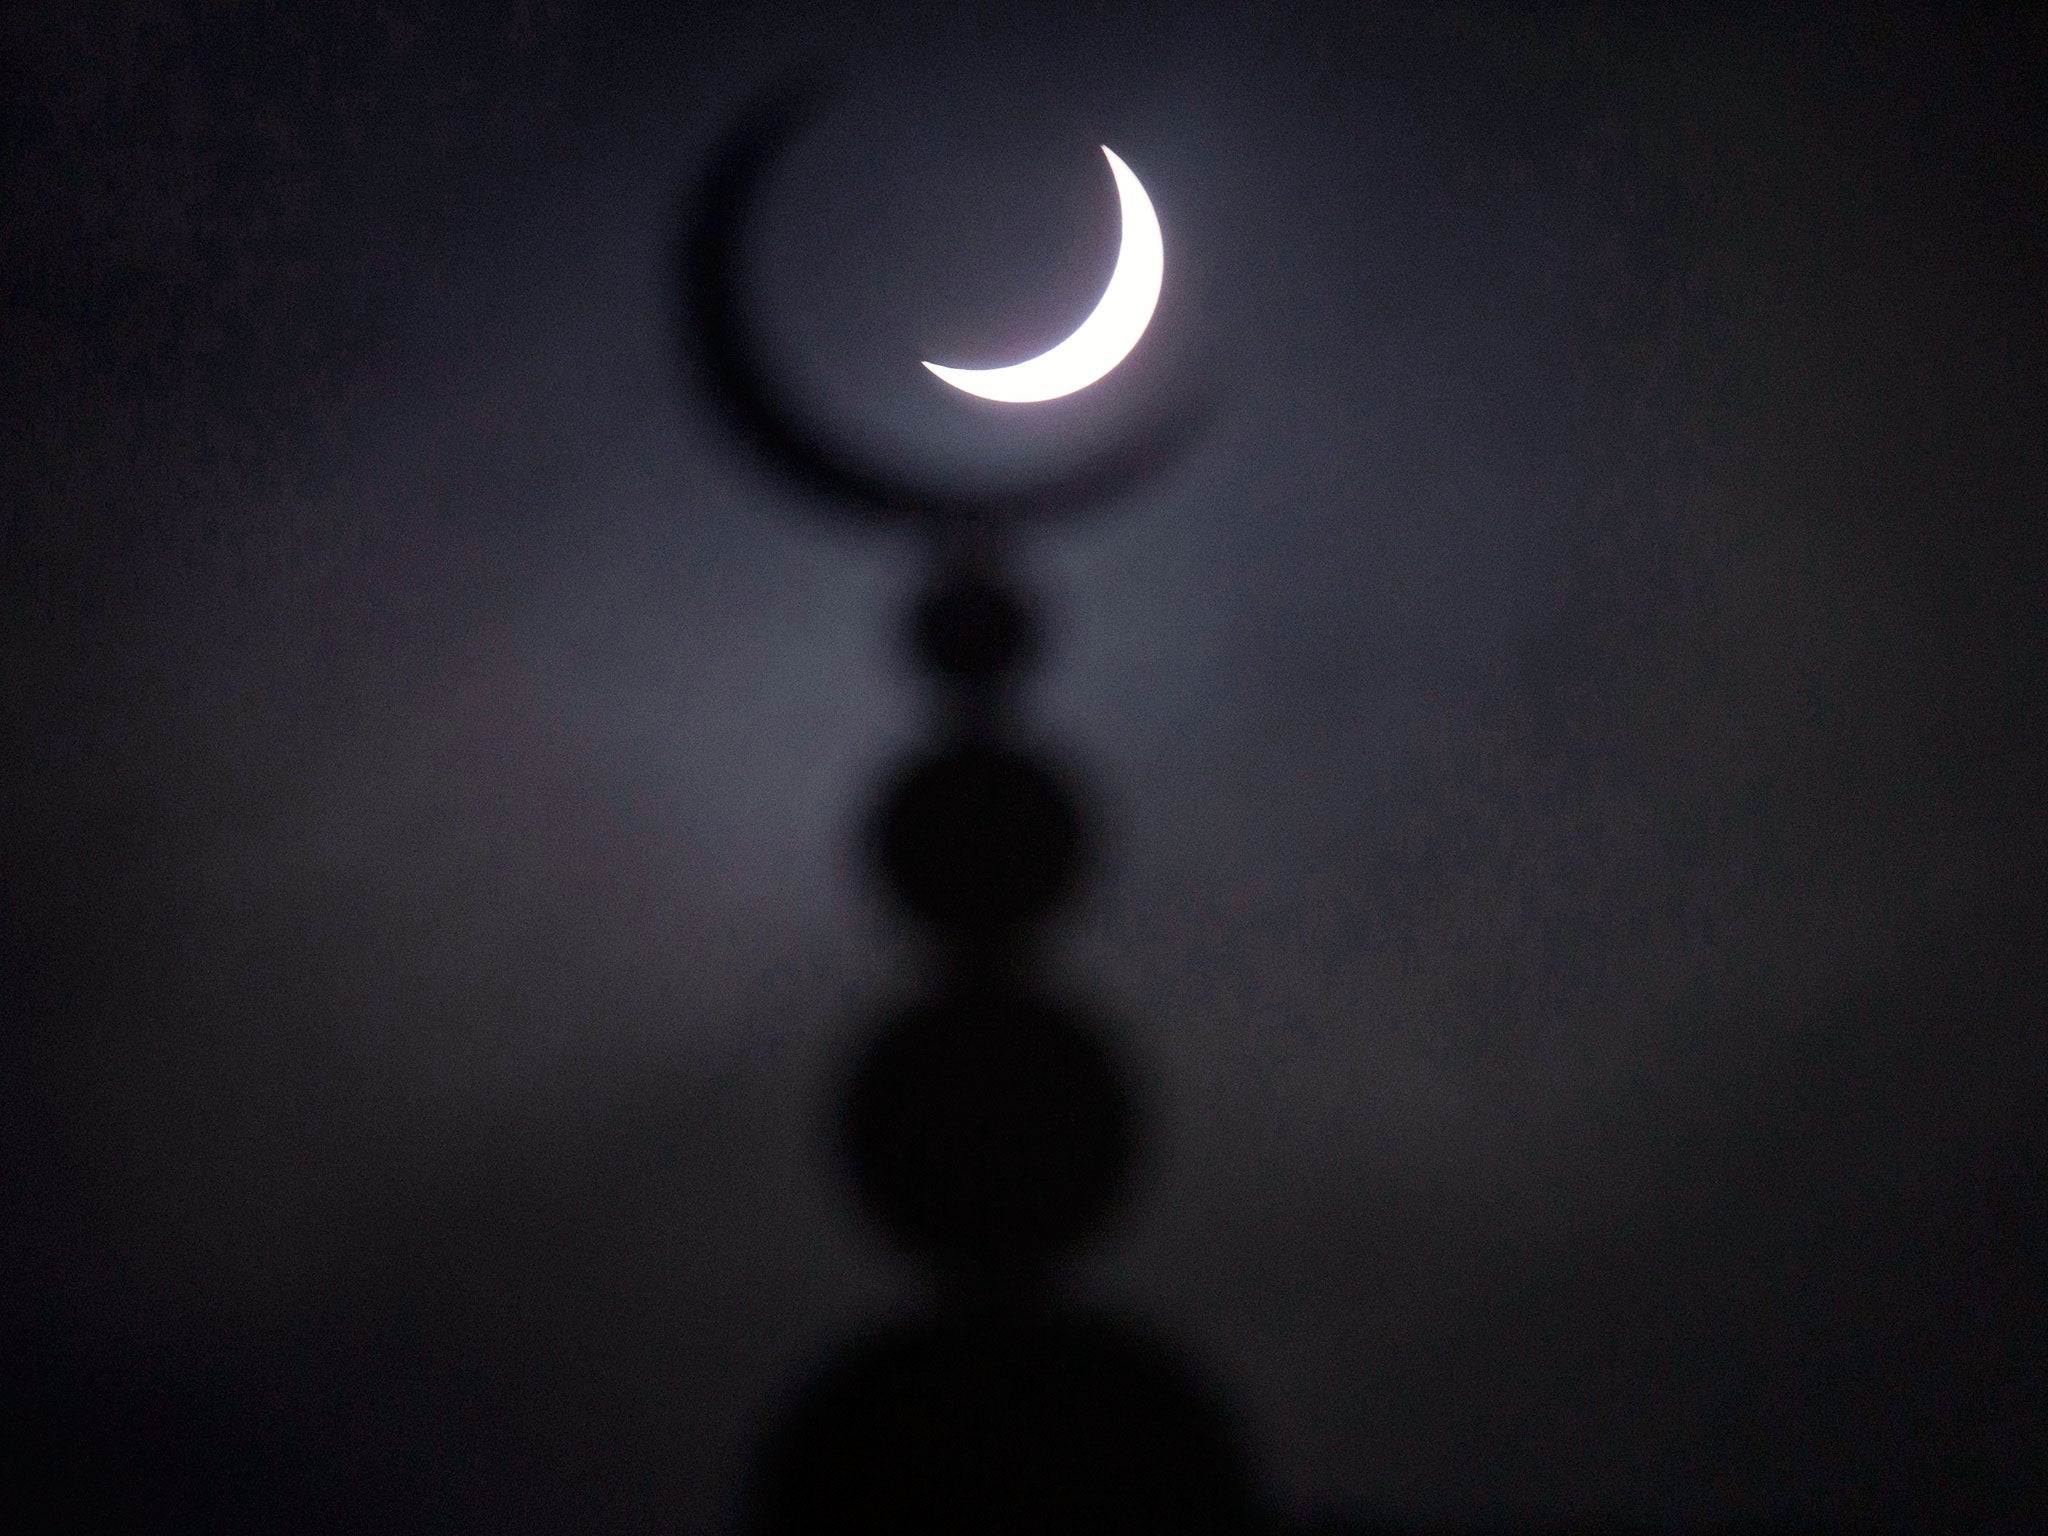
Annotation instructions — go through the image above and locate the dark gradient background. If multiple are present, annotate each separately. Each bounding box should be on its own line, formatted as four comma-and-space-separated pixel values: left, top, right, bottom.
4, 2, 2043, 1530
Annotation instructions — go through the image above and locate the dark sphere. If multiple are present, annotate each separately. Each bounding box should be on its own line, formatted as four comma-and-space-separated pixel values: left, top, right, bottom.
910, 567, 1037, 682
842, 993, 1135, 1278
869, 744, 1085, 933
746, 1309, 1256, 1536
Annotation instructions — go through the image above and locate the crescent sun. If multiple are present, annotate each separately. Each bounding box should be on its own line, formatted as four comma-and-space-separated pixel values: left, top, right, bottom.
923, 147, 1163, 405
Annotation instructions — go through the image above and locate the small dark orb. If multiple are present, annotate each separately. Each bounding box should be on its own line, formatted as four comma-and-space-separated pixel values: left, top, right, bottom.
746, 1309, 1257, 1536
870, 744, 1085, 933
910, 567, 1038, 682
842, 993, 1134, 1278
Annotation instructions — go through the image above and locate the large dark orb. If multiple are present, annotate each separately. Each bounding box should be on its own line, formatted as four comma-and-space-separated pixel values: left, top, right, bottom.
746, 1309, 1256, 1536
842, 993, 1134, 1278
868, 744, 1085, 933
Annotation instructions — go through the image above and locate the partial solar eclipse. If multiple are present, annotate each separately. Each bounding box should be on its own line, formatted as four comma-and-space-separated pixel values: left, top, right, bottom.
923, 147, 1163, 404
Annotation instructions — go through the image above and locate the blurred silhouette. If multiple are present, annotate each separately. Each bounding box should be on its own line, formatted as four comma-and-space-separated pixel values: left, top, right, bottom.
677, 77, 1260, 1536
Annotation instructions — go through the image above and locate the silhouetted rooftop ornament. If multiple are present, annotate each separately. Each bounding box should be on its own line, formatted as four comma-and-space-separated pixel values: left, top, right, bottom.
674, 74, 1257, 1536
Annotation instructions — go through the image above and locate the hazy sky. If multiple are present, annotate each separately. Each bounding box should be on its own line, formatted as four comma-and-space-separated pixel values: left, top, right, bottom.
5, 3, 2044, 1530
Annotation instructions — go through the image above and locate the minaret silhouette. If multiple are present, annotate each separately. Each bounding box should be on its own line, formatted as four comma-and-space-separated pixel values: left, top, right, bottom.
676, 79, 1260, 1536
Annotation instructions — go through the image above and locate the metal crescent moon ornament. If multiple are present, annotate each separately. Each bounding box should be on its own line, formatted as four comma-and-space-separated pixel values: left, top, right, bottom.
922, 147, 1163, 404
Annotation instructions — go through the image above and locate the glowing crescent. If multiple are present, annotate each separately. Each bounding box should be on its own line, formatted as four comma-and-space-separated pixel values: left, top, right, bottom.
923, 147, 1163, 404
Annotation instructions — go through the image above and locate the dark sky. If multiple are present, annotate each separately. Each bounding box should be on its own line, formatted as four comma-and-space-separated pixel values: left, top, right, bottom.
4, 2, 2044, 1530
